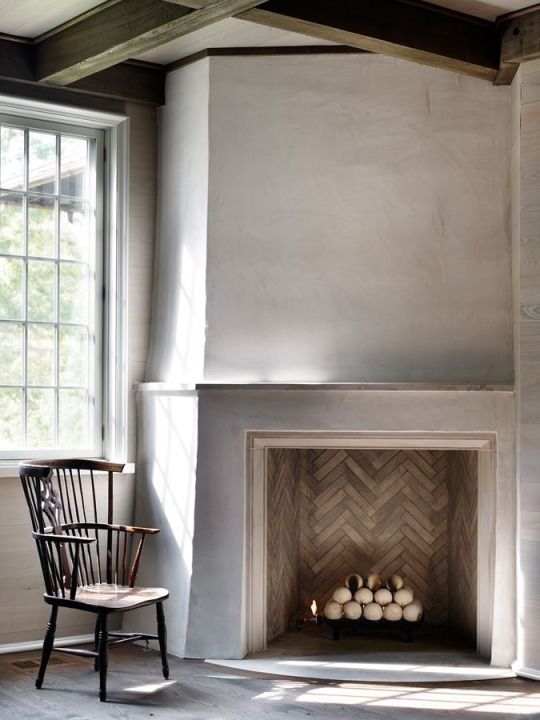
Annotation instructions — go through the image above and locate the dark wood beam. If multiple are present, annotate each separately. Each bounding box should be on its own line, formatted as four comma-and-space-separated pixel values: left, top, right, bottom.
231, 0, 501, 82
72, 61, 166, 105
0, 35, 165, 105
499, 7, 540, 65
35, 0, 265, 85
166, 45, 367, 72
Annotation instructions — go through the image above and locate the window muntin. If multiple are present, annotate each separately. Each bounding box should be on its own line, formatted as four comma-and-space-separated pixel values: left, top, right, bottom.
0, 117, 103, 457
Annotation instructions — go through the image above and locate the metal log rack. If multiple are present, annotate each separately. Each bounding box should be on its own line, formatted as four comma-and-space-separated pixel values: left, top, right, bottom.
322, 616, 424, 642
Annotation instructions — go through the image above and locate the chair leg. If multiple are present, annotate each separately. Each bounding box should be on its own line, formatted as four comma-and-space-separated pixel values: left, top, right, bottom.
36, 605, 58, 689
156, 602, 169, 679
98, 612, 108, 702
94, 615, 101, 671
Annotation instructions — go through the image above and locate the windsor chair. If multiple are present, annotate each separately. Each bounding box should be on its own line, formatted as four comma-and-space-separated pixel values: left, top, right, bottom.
19, 459, 169, 702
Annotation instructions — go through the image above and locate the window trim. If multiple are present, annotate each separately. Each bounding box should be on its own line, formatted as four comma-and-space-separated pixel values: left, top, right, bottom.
0, 95, 129, 464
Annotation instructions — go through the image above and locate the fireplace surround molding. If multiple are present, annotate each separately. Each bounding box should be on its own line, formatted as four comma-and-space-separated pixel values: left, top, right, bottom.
247, 431, 494, 657
180, 386, 515, 667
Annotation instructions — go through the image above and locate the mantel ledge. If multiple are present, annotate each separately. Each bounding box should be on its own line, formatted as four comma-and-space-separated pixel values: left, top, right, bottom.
195, 382, 514, 392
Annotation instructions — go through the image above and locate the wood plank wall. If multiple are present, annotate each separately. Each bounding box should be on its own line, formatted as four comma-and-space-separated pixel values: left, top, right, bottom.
126, 102, 157, 462
0, 99, 156, 649
517, 61, 540, 670
266, 448, 478, 642
0, 473, 134, 646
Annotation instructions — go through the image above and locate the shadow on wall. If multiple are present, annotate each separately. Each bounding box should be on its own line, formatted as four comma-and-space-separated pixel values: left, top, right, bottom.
124, 388, 198, 657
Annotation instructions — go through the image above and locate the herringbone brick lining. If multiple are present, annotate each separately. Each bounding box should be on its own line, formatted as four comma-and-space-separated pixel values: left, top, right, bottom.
448, 450, 478, 643
267, 448, 302, 641
266, 448, 477, 642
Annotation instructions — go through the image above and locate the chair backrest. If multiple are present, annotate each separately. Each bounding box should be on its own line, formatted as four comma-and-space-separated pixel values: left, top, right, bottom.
19, 459, 127, 597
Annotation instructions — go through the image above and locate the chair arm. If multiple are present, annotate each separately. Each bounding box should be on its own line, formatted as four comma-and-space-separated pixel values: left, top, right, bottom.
32, 531, 96, 545
61, 522, 160, 535
32, 532, 94, 599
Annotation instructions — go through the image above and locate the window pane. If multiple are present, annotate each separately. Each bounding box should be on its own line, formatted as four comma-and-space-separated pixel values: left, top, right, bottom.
59, 325, 88, 386
0, 388, 23, 448
27, 388, 55, 447
60, 200, 89, 261
27, 260, 55, 322
60, 136, 88, 198
28, 195, 56, 258
59, 389, 88, 448
0, 192, 24, 254
0, 322, 23, 384
0, 126, 24, 190
28, 131, 56, 194
0, 257, 23, 320
60, 263, 88, 323
27, 324, 55, 386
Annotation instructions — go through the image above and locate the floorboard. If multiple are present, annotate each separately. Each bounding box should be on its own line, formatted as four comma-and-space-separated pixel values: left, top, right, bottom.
1, 644, 540, 719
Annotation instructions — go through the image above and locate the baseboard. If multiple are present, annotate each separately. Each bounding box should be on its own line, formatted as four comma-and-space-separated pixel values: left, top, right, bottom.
512, 662, 540, 681
0, 634, 94, 655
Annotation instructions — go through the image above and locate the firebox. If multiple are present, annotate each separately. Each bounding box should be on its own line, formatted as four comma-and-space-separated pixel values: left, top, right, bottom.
266, 448, 477, 645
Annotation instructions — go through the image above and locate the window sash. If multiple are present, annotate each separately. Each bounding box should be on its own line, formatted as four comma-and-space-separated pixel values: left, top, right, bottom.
0, 114, 104, 458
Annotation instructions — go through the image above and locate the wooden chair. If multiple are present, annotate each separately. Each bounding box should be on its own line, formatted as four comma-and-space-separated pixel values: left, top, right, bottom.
19, 459, 169, 702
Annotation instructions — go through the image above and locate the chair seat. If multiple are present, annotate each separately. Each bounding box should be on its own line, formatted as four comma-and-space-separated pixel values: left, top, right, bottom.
46, 584, 169, 611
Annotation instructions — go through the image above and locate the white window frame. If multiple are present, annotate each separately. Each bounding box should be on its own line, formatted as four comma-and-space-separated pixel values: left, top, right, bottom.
0, 95, 129, 464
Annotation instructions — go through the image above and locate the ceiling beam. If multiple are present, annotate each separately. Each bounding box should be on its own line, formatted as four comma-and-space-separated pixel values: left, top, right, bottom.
35, 0, 265, 85
0, 36, 165, 104
500, 6, 540, 65
229, 0, 502, 83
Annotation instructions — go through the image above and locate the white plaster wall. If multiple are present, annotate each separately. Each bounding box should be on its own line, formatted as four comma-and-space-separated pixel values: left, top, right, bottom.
130, 62, 209, 654
126, 387, 198, 657
185, 388, 515, 664
145, 60, 209, 384
204, 54, 513, 384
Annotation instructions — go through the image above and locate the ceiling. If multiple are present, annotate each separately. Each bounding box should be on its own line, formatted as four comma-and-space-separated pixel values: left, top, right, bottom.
135, 2, 539, 66
0, 1, 535, 62
0, 0, 537, 104
0, 0, 105, 38
425, 1, 533, 20
136, 18, 335, 65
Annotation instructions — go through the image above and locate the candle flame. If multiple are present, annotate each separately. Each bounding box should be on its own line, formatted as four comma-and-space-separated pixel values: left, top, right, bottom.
310, 600, 317, 616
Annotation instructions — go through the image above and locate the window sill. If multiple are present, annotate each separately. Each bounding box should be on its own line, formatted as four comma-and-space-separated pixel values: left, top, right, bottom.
0, 461, 135, 478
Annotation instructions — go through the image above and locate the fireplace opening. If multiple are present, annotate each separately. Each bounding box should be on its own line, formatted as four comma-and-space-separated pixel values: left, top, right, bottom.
266, 448, 478, 650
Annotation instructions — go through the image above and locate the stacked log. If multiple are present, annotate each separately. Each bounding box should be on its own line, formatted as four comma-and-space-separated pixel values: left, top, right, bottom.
323, 573, 423, 622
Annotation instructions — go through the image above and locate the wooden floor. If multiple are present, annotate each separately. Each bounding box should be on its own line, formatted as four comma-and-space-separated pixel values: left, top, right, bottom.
1, 644, 540, 719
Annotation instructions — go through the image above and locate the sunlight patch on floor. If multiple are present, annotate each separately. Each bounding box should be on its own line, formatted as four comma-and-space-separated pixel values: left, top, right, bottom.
251, 682, 540, 715
124, 679, 177, 694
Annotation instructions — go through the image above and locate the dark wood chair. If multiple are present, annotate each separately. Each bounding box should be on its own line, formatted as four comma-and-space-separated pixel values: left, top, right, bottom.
19, 459, 169, 702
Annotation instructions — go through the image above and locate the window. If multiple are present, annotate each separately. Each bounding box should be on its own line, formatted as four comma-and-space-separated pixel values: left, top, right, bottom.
0, 116, 104, 457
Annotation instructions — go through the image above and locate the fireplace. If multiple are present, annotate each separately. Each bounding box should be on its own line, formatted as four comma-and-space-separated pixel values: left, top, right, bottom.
134, 383, 516, 667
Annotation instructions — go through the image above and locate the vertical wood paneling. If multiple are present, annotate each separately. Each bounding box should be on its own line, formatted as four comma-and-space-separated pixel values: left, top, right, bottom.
0, 474, 134, 645
517, 62, 540, 673
0, 101, 156, 648
126, 102, 157, 462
